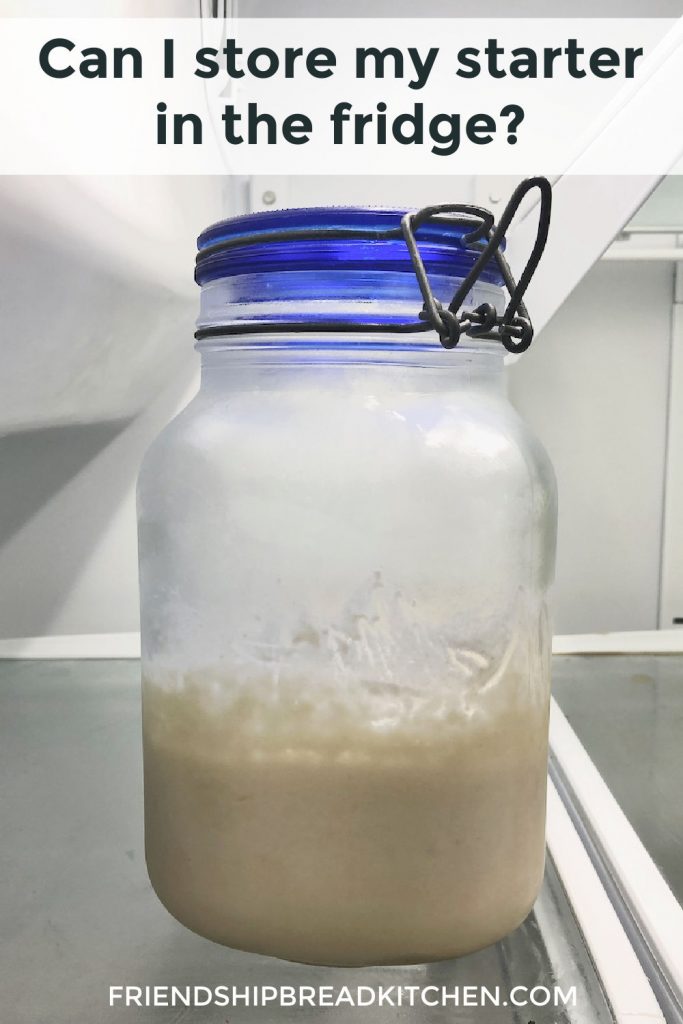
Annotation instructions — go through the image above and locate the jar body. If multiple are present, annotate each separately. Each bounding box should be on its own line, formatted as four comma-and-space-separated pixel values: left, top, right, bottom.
138, 345, 557, 966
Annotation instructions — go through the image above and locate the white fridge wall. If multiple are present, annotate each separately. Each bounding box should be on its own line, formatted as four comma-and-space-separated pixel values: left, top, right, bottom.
660, 267, 683, 630
0, 174, 231, 638
0, 177, 227, 434
9, 0, 683, 12
3, 1, 197, 13
242, 0, 683, 14
508, 260, 674, 634
0, 362, 199, 639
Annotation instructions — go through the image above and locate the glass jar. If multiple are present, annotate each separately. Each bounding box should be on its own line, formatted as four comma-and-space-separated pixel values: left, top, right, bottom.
137, 207, 557, 967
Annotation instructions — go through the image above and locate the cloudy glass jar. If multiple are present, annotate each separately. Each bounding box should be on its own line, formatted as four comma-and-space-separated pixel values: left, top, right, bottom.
137, 207, 557, 967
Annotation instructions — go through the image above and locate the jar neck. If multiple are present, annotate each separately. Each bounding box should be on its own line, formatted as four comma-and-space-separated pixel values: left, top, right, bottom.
197, 270, 506, 335
197, 341, 506, 395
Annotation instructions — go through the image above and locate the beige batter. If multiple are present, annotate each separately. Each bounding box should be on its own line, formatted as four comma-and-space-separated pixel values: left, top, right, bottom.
142, 667, 549, 966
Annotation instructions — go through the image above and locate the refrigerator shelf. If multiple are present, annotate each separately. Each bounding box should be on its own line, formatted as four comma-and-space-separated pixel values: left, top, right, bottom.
0, 656, 678, 1024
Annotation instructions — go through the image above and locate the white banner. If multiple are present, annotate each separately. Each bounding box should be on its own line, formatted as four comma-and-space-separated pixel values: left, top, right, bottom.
1, 17, 682, 175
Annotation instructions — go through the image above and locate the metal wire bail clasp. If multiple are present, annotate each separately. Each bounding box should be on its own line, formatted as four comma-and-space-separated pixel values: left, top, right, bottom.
400, 177, 553, 353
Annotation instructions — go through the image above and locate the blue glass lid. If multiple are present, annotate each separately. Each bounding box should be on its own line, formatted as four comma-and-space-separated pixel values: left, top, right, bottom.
195, 206, 506, 287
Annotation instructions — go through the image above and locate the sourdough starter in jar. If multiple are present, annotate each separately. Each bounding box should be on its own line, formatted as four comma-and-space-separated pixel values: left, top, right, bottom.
143, 616, 549, 966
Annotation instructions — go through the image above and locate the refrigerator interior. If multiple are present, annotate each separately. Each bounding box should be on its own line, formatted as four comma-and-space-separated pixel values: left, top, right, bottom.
1, 4, 683, 1021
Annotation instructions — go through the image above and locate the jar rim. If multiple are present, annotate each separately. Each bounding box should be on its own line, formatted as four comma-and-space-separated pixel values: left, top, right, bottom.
195, 206, 506, 288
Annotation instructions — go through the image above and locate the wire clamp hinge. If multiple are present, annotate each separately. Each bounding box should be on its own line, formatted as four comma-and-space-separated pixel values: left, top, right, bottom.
400, 176, 552, 354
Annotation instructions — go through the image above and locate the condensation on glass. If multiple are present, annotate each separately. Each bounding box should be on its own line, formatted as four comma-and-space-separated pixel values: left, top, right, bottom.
137, 207, 558, 966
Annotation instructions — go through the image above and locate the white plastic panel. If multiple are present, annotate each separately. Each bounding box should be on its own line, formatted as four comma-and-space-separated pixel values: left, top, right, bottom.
0, 176, 227, 433
660, 264, 683, 628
